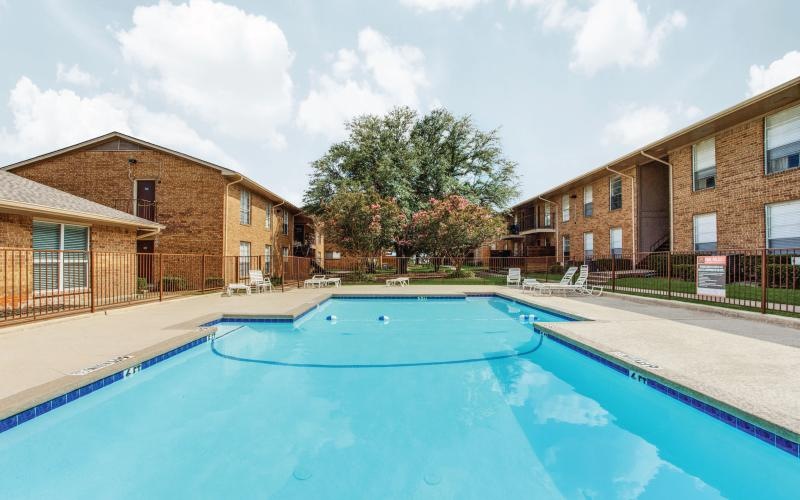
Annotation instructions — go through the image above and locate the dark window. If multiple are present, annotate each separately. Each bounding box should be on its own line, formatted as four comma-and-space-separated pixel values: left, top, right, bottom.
609, 176, 622, 211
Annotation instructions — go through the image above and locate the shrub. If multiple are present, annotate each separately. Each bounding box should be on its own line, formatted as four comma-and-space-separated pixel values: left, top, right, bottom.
161, 276, 188, 292
136, 277, 148, 294
671, 264, 695, 281
448, 269, 475, 279
548, 263, 564, 275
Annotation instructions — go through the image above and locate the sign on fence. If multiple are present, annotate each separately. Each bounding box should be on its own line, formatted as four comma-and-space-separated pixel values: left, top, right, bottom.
697, 255, 726, 298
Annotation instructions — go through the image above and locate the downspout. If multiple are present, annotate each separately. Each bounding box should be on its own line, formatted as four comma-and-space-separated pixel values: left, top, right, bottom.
223, 175, 244, 256
640, 151, 673, 252
539, 196, 558, 261
606, 166, 637, 259
272, 200, 287, 270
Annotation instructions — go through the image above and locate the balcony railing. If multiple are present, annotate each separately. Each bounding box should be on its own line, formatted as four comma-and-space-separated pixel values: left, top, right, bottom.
109, 198, 158, 222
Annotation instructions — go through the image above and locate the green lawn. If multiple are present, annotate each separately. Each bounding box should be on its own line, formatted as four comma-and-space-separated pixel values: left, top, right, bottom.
614, 277, 800, 306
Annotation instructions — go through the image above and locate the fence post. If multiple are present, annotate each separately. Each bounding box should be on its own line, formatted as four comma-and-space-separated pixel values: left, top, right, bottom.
611, 252, 617, 293
760, 248, 767, 314
667, 251, 672, 300
281, 258, 285, 293
235, 256, 240, 283
159, 253, 164, 302
545, 257, 550, 283
90, 251, 96, 313
201, 254, 206, 293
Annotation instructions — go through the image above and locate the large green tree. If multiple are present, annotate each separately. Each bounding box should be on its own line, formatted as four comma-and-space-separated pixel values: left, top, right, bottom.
303, 106, 518, 255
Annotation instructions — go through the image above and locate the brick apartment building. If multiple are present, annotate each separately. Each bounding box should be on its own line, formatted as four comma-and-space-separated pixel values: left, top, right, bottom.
1, 132, 321, 279
504, 76, 800, 263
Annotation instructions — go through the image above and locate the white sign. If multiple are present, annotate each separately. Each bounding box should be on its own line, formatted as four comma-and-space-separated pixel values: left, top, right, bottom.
697, 255, 726, 298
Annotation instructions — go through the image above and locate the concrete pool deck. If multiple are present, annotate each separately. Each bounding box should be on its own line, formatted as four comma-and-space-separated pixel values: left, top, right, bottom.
1, 285, 799, 441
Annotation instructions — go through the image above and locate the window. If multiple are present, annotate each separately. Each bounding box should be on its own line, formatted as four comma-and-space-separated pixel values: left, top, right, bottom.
561, 194, 570, 222
766, 104, 800, 174
543, 205, 551, 227
693, 213, 717, 251
264, 245, 272, 275
282, 246, 289, 258
32, 222, 89, 291
265, 201, 272, 229
282, 210, 289, 235
692, 137, 716, 190
325, 251, 342, 260
609, 176, 622, 211
239, 241, 250, 278
766, 200, 800, 249
562, 236, 570, 259
610, 227, 622, 256
240, 189, 251, 225
584, 232, 593, 259
583, 185, 593, 217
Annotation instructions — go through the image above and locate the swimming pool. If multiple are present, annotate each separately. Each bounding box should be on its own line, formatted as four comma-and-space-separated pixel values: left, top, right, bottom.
0, 296, 797, 499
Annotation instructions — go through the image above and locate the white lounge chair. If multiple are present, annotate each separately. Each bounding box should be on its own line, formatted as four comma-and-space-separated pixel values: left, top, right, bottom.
386, 276, 410, 287
529, 266, 601, 296
304, 274, 327, 288
248, 270, 273, 293
522, 266, 578, 295
507, 268, 522, 287
324, 276, 342, 287
226, 283, 250, 296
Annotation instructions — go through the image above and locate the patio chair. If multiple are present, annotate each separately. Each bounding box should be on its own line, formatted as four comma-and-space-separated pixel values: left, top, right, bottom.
522, 266, 579, 295
323, 276, 342, 287
248, 270, 273, 293
386, 276, 410, 287
304, 275, 327, 288
507, 268, 522, 287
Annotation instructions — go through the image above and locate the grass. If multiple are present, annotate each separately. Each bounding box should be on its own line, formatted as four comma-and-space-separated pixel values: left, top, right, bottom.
614, 277, 800, 306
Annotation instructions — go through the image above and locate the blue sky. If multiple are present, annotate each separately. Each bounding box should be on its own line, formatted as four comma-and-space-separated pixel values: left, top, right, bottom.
1, 0, 799, 205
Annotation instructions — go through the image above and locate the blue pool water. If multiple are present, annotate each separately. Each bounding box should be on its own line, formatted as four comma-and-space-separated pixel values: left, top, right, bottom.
0, 296, 797, 499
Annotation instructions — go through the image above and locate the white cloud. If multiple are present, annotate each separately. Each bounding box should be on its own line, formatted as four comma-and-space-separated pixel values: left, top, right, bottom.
747, 50, 800, 96
401, 0, 487, 13
116, 0, 293, 148
56, 63, 99, 87
297, 27, 430, 139
603, 102, 701, 147
0, 77, 233, 166
512, 0, 686, 75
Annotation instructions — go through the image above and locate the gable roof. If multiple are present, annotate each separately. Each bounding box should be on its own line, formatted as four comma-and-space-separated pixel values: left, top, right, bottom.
0, 171, 164, 230
512, 75, 800, 209
1, 131, 302, 213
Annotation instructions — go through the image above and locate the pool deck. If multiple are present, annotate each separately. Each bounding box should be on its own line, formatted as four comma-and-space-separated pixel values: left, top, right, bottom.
1, 285, 799, 441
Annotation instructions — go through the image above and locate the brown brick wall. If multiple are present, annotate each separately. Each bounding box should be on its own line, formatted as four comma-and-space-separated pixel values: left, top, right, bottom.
0, 214, 32, 248
12, 148, 226, 255
670, 114, 800, 251
554, 169, 636, 261
224, 183, 295, 277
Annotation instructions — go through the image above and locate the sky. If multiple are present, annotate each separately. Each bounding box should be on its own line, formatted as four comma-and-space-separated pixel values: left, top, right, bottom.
0, 0, 799, 206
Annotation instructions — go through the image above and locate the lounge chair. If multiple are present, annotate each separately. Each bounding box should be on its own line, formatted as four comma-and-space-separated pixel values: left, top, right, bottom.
304, 274, 327, 288
248, 270, 273, 293
386, 276, 410, 287
522, 266, 580, 295
507, 268, 522, 287
324, 276, 342, 287
226, 283, 250, 296
527, 266, 601, 296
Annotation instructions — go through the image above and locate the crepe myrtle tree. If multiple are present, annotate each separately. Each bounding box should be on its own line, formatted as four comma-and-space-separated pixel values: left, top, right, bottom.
303, 106, 518, 263
411, 195, 506, 273
320, 189, 407, 271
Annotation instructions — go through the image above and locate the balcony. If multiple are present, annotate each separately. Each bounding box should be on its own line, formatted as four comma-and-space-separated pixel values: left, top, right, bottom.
109, 198, 158, 222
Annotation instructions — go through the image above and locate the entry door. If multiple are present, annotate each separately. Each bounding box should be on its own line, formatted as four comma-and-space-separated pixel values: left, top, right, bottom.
137, 240, 155, 288
136, 180, 156, 220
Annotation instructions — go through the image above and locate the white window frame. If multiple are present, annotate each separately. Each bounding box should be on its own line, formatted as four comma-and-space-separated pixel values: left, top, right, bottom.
32, 221, 90, 292
693, 213, 717, 251
265, 201, 273, 229
562, 235, 570, 259
765, 104, 800, 175
609, 175, 622, 211
610, 227, 623, 256
561, 194, 570, 222
543, 205, 551, 227
583, 232, 593, 259
765, 199, 800, 249
692, 137, 716, 191
282, 210, 289, 235
240, 189, 251, 225
583, 185, 593, 217
239, 241, 251, 278
264, 245, 272, 275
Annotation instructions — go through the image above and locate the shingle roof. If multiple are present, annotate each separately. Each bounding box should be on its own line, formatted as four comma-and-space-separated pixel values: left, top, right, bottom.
0, 171, 163, 229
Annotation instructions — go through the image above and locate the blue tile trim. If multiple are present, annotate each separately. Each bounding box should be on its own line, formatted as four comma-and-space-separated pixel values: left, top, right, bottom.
0, 332, 215, 436
543, 331, 800, 460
